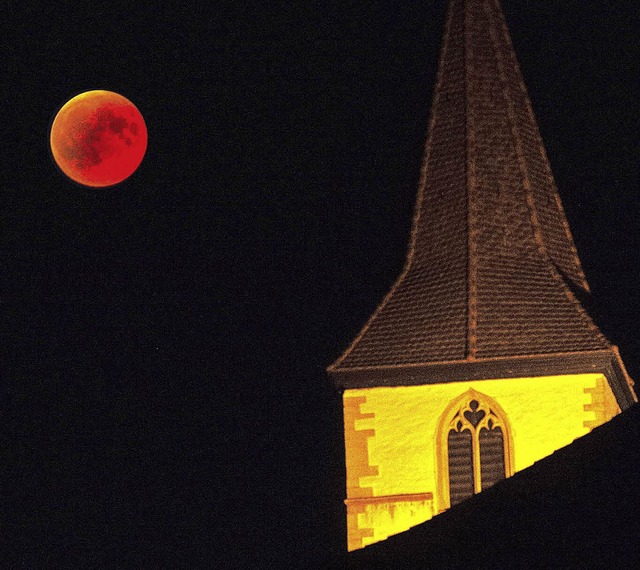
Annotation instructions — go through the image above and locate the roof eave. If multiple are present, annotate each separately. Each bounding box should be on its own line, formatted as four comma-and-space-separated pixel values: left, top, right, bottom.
329, 349, 636, 409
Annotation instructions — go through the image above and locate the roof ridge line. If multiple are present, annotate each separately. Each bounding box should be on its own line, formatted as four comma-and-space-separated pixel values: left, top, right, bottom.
464, 0, 477, 360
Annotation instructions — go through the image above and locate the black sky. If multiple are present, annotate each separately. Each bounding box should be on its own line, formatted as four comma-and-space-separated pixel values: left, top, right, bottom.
3, 1, 639, 566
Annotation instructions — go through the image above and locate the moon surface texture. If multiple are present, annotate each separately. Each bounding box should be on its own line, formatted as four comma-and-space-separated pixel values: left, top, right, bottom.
50, 90, 147, 187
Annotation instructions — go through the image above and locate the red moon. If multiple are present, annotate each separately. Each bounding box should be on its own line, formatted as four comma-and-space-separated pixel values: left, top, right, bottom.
50, 90, 147, 187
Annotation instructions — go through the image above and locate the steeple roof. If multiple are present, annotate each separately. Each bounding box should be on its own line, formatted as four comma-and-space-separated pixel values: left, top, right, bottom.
329, 0, 635, 408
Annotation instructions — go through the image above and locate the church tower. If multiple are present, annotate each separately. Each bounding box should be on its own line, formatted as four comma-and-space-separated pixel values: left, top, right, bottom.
328, 0, 637, 552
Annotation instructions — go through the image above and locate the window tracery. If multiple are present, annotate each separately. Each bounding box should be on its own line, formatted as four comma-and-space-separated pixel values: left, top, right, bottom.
437, 389, 513, 510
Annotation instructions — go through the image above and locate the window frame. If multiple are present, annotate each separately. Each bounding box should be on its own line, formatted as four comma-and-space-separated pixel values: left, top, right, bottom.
435, 388, 514, 512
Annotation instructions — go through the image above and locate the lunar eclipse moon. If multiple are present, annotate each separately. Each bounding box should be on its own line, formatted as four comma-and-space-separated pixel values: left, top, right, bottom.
50, 90, 147, 187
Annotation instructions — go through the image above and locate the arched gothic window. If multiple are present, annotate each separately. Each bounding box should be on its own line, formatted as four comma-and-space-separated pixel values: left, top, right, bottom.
436, 389, 514, 511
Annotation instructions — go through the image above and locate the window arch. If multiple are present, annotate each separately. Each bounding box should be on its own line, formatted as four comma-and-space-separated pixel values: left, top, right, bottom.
436, 389, 514, 511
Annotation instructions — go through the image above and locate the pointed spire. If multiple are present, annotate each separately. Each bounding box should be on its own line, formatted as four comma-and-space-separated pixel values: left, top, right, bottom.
329, 0, 635, 408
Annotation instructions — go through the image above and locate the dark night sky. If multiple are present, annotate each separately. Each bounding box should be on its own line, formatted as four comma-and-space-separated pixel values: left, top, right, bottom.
3, 1, 639, 566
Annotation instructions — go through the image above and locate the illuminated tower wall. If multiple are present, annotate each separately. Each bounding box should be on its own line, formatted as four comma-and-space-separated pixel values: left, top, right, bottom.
328, 0, 636, 552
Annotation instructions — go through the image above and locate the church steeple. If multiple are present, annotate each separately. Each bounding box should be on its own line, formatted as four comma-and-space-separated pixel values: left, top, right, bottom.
329, 0, 635, 410
330, 0, 636, 553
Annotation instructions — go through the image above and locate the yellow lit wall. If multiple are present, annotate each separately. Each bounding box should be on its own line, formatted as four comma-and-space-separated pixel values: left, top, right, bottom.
343, 373, 620, 551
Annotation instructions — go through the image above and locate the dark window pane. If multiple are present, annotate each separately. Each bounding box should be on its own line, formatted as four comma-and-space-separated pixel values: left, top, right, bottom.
479, 425, 505, 491
448, 428, 474, 506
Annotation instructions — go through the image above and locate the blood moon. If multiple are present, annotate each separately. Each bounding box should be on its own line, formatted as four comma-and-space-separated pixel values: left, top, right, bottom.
50, 90, 147, 187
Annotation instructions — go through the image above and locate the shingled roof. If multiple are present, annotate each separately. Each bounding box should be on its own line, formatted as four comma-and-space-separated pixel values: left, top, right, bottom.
329, 0, 635, 408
